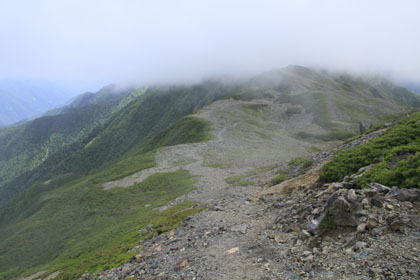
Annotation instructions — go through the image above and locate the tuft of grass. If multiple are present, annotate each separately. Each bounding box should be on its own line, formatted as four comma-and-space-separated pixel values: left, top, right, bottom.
307, 146, 322, 153
225, 164, 277, 186
342, 134, 362, 144
285, 106, 302, 115
295, 130, 355, 142
142, 116, 212, 152
246, 164, 277, 175
225, 175, 247, 184
236, 180, 254, 186
255, 130, 272, 140
241, 104, 268, 119
269, 173, 287, 186
288, 157, 314, 169
90, 150, 157, 183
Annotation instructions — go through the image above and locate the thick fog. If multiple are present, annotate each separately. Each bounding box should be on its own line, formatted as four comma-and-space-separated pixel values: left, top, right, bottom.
0, 0, 419, 91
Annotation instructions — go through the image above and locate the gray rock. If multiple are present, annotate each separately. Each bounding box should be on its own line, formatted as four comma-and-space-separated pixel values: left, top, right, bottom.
342, 182, 355, 189
322, 196, 359, 227
231, 224, 247, 234
302, 250, 311, 257
302, 254, 314, 262
307, 218, 321, 234
300, 229, 312, 239
396, 189, 420, 202
387, 217, 404, 231
331, 182, 344, 189
353, 241, 367, 251
371, 196, 383, 208
385, 203, 394, 210
366, 217, 378, 229
388, 186, 400, 196
362, 189, 377, 197
346, 189, 357, 202
357, 223, 366, 233
212, 205, 224, 211
361, 198, 369, 207
326, 193, 339, 208
368, 183, 391, 193
369, 268, 383, 277
140, 224, 154, 235
353, 250, 369, 259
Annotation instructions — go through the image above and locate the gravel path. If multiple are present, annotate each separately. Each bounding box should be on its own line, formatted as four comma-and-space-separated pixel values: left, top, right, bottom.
95, 99, 320, 279
102, 98, 322, 192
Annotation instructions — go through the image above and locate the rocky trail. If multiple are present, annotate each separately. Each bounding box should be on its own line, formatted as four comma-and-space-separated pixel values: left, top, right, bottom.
89, 102, 420, 280
95, 99, 302, 279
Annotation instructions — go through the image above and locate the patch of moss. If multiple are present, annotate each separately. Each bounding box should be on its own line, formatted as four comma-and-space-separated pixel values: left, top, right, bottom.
295, 130, 355, 142
318, 216, 338, 231
288, 157, 314, 169
307, 146, 322, 153
255, 130, 272, 140
269, 173, 287, 186
244, 164, 277, 175
225, 175, 247, 184
235, 180, 254, 186
285, 106, 302, 115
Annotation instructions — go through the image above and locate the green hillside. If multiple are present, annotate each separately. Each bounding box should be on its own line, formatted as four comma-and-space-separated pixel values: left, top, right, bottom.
0, 82, 231, 207
320, 112, 420, 188
0, 81, 231, 279
0, 88, 136, 205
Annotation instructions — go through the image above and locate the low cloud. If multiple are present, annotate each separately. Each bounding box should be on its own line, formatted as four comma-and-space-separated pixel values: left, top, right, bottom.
0, 0, 419, 91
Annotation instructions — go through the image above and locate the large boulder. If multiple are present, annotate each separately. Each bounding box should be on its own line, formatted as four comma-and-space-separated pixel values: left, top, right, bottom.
322, 196, 360, 227
309, 192, 361, 234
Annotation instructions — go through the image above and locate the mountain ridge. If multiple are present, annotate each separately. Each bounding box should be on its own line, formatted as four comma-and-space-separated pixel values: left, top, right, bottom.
1, 66, 420, 279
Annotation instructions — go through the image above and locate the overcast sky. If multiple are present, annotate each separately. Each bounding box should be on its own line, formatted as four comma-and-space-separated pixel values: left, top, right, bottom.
0, 0, 419, 92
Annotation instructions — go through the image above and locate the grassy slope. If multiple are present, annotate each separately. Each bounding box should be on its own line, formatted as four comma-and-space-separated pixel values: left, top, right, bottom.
0, 167, 199, 279
319, 112, 420, 188
0, 86, 143, 206
0, 82, 231, 207
37, 83, 229, 177
0, 101, 119, 186
0, 85, 222, 279
0, 114, 213, 279
143, 116, 212, 152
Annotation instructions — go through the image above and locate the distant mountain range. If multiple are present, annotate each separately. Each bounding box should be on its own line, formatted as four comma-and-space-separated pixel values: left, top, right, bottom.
402, 83, 420, 94
0, 79, 76, 126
